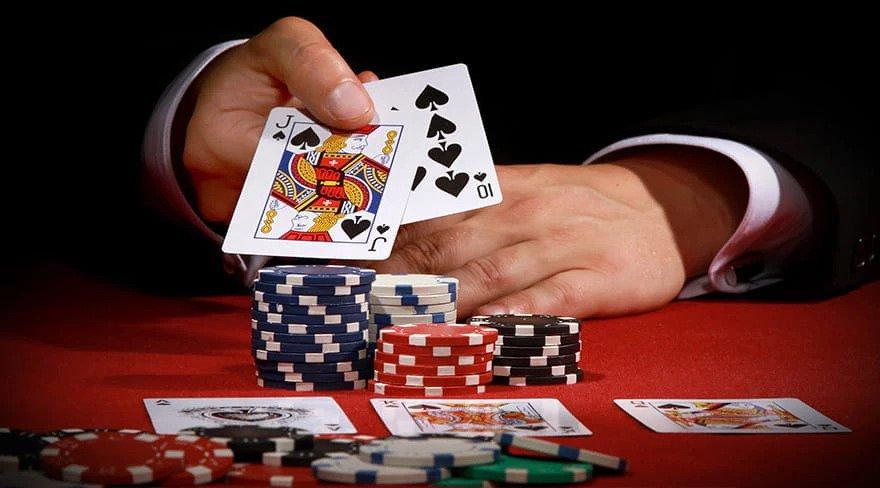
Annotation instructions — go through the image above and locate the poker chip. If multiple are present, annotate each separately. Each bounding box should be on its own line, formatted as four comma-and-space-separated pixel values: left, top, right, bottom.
253, 348, 368, 363
254, 291, 367, 305
158, 435, 234, 486
370, 292, 457, 306
492, 363, 580, 377
312, 452, 451, 484
262, 438, 361, 467
40, 430, 183, 485
0, 471, 101, 487
373, 310, 457, 325
374, 370, 493, 387
377, 340, 494, 357
252, 319, 368, 335
225, 462, 301, 487
253, 300, 369, 315
372, 274, 459, 296
258, 369, 371, 383
257, 378, 367, 391
375, 360, 492, 376
252, 338, 367, 354
493, 342, 581, 357
468, 314, 580, 336
378, 323, 498, 347
493, 369, 584, 386
256, 265, 376, 286
1, 428, 47, 472
375, 350, 494, 366
493, 432, 627, 473
492, 351, 581, 367
252, 328, 369, 344
253, 282, 372, 296
495, 333, 580, 347
179, 426, 313, 463
433, 477, 497, 487
459, 454, 592, 484
254, 358, 372, 374
251, 309, 368, 325
369, 381, 487, 396
358, 437, 500, 468
371, 302, 456, 315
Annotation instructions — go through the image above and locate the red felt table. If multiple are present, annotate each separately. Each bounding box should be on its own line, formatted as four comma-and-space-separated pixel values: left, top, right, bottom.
2, 265, 878, 486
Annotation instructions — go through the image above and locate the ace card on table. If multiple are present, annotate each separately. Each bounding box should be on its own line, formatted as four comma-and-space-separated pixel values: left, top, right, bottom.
615, 398, 850, 434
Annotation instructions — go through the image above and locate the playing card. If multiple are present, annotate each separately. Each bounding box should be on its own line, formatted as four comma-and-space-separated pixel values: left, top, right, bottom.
222, 107, 422, 260
614, 398, 851, 434
371, 398, 591, 437
365, 64, 503, 223
143, 397, 356, 434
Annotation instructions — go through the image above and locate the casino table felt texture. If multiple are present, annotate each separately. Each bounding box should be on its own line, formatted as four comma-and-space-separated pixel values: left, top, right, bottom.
1, 267, 877, 487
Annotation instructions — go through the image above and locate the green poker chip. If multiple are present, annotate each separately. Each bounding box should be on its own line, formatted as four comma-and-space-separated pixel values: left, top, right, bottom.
433, 477, 495, 487
459, 454, 593, 484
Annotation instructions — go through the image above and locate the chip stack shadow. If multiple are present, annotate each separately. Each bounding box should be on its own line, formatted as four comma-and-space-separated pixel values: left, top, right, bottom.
250, 265, 376, 391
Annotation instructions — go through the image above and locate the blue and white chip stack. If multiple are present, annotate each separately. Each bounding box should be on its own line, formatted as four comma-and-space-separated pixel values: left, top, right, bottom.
251, 265, 376, 391
367, 274, 460, 344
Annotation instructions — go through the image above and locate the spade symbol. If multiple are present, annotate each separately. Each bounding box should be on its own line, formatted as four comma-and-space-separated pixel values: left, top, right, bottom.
658, 404, 689, 410
291, 127, 319, 149
377, 225, 390, 234
435, 171, 469, 197
414, 85, 449, 111
428, 143, 462, 168
341, 216, 371, 239
514, 425, 548, 431
411, 166, 428, 190
474, 172, 487, 182
390, 106, 399, 111
156, 399, 171, 406
272, 130, 286, 141
427, 115, 456, 139
409, 404, 441, 410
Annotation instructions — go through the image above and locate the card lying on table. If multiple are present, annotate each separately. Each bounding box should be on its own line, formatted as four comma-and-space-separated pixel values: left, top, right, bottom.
223, 64, 501, 260
371, 398, 591, 437
615, 398, 850, 434
144, 397, 356, 434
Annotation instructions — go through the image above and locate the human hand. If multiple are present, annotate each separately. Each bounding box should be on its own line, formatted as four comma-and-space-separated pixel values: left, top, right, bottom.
183, 17, 377, 223
356, 146, 747, 318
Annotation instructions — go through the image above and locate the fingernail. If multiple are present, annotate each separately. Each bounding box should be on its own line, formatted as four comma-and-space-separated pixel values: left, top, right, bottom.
477, 304, 508, 316
326, 80, 372, 122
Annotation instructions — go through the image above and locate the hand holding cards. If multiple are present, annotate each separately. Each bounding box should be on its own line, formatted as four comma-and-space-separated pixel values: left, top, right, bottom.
223, 64, 502, 260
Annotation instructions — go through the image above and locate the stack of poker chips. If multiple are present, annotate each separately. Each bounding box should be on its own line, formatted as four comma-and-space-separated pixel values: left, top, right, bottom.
251, 265, 376, 391
367, 274, 459, 343
467, 314, 583, 386
369, 323, 497, 396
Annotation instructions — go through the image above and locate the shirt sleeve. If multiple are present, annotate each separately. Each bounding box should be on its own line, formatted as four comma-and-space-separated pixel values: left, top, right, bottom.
585, 134, 814, 298
141, 40, 252, 282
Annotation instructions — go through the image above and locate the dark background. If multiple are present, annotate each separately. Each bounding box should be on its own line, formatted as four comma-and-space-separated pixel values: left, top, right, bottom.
9, 7, 875, 292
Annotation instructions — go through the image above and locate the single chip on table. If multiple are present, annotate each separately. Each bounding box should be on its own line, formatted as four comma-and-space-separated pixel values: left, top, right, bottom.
492, 352, 581, 367
312, 452, 451, 484
458, 454, 593, 484
373, 370, 493, 387
358, 436, 501, 468
253, 281, 373, 296
369, 381, 487, 397
40, 430, 183, 485
372, 274, 459, 296
256, 265, 376, 286
178, 426, 312, 463
493, 432, 627, 473
492, 370, 584, 386
158, 435, 234, 486
378, 323, 497, 347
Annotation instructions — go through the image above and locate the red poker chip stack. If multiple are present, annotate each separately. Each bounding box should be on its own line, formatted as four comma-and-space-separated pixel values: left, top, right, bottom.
369, 323, 498, 396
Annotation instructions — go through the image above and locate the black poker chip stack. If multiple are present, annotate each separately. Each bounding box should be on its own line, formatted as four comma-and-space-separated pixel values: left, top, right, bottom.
467, 314, 583, 386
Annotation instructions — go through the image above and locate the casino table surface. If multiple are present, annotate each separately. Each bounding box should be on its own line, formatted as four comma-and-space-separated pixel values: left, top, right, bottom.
1, 265, 878, 487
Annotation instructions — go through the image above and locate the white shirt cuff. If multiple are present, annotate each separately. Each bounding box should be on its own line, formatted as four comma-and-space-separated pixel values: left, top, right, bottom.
585, 134, 813, 298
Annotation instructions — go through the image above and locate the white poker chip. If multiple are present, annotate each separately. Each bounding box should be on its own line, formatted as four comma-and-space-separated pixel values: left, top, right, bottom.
370, 302, 456, 315
369, 292, 457, 306
358, 437, 501, 468
371, 275, 458, 296
312, 452, 450, 484
372, 310, 457, 326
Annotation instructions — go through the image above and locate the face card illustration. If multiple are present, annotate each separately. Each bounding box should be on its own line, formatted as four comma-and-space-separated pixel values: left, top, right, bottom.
371, 398, 591, 437
614, 398, 851, 434
364, 64, 503, 223
143, 397, 357, 434
223, 108, 421, 260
